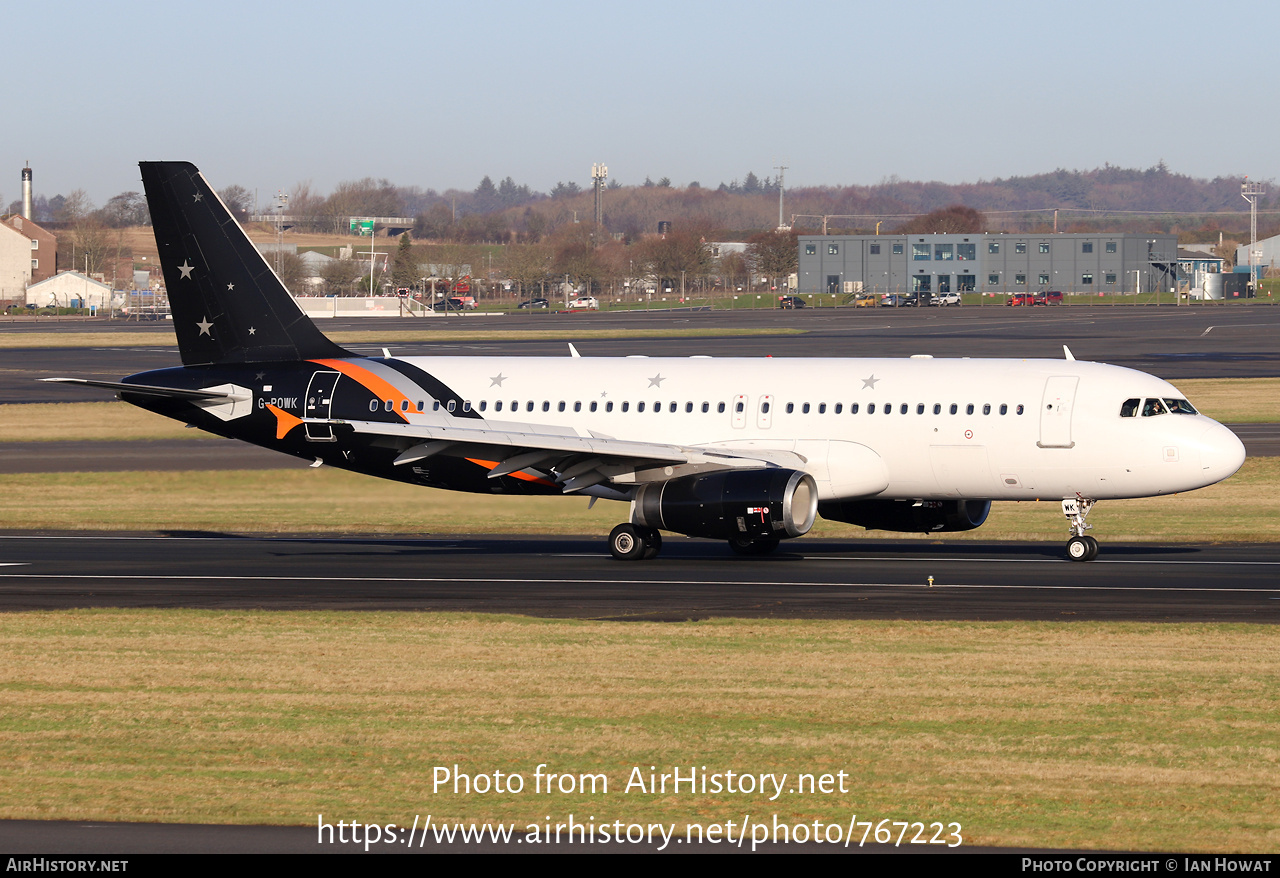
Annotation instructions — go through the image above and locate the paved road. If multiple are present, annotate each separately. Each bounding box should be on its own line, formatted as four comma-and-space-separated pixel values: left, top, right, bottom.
1, 533, 1276, 623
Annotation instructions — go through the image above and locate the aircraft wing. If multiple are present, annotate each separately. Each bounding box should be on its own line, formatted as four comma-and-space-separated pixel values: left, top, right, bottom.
317, 417, 805, 493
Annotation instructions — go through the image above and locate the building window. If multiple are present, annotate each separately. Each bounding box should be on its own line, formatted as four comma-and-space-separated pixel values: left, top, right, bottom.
912, 243, 930, 261
869, 244, 880, 255
1082, 273, 1093, 285
1105, 273, 1117, 285
805, 243, 816, 255
31, 239, 39, 250
1015, 273, 1026, 285
892, 243, 904, 255
1039, 242, 1050, 254
1082, 242, 1093, 254
1106, 241, 1117, 254
1015, 242, 1026, 254
934, 244, 953, 261
957, 243, 975, 260
988, 274, 999, 285
989, 242, 1000, 254
1038, 274, 1049, 285
828, 243, 839, 255
32, 259, 38, 269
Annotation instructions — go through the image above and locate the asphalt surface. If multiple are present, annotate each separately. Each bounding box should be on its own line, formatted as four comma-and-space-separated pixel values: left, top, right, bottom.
0, 533, 1276, 623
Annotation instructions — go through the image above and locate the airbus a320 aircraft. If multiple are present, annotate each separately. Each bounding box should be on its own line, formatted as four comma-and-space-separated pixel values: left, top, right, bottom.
49, 162, 1245, 562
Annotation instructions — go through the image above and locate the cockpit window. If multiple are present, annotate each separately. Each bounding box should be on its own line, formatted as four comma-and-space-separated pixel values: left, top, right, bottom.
1120, 398, 1140, 418
1142, 398, 1166, 417
1164, 398, 1198, 415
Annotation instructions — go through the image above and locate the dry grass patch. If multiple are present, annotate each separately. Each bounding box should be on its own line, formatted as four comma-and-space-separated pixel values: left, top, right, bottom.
0, 403, 194, 442
3, 460, 1276, 541
1175, 378, 1280, 424
0, 612, 1276, 852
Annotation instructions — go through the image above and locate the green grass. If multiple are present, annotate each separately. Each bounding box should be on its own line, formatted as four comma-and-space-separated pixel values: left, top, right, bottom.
0, 611, 1275, 851
1, 458, 1277, 541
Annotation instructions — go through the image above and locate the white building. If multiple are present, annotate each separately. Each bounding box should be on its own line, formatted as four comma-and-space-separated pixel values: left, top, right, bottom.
0, 221, 32, 300
26, 271, 114, 309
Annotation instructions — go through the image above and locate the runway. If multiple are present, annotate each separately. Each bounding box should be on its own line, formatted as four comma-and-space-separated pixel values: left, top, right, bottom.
0, 533, 1276, 622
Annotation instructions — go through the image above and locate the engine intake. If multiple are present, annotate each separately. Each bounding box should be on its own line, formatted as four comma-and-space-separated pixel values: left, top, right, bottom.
633, 469, 818, 541
818, 499, 991, 533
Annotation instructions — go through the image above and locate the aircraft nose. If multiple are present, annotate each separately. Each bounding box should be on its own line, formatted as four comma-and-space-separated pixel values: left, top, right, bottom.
1199, 421, 1246, 485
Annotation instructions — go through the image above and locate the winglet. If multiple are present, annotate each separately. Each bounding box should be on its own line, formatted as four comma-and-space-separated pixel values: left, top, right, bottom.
568, 343, 581, 358
1063, 345, 1076, 361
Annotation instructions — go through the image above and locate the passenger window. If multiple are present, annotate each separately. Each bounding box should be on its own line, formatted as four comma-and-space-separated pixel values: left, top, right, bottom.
884, 404, 892, 415
933, 404, 941, 414
385, 400, 394, 412
735, 401, 745, 413
803, 403, 810, 414
950, 404, 958, 414
433, 401, 441, 412
495, 401, 503, 412
670, 402, 677, 413
917, 404, 924, 414
982, 404, 990, 415
1016, 405, 1024, 415
685, 402, 693, 413
573, 401, 582, 412
1120, 398, 1140, 418
368, 400, 378, 412
1164, 398, 1198, 415
416, 401, 424, 412
900, 404, 908, 414
542, 401, 550, 412
638, 402, 646, 412
401, 400, 410, 412
622, 402, 630, 412
557, 401, 566, 412
966, 404, 974, 415
701, 402, 709, 413
787, 403, 795, 414
606, 401, 613, 412
999, 404, 1007, 415
718, 402, 726, 413
762, 401, 771, 413
526, 401, 534, 412
447, 400, 456, 413
835, 403, 843, 414
851, 403, 859, 414
462, 401, 471, 412
819, 403, 826, 414
589, 401, 597, 412
1142, 398, 1166, 417
868, 403, 876, 414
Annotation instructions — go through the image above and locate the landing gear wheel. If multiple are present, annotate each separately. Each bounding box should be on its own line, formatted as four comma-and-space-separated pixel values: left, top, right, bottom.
640, 528, 662, 560
1067, 535, 1098, 562
609, 524, 646, 561
728, 535, 781, 556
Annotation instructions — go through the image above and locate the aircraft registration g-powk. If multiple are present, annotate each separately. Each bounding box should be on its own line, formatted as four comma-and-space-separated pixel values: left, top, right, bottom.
50, 162, 1246, 562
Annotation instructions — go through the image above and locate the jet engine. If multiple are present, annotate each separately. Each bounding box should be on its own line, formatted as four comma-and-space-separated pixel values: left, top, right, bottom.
818, 498, 991, 533
632, 469, 818, 541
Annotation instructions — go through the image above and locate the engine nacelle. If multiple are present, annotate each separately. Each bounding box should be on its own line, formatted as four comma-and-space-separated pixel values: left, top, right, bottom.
818, 498, 991, 533
633, 469, 818, 541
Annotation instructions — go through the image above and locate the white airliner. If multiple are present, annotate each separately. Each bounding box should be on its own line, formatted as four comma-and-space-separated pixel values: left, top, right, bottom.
48, 163, 1247, 562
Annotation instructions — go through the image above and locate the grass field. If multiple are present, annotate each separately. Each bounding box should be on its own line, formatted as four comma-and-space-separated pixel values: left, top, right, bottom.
0, 611, 1275, 851
0, 458, 1276, 541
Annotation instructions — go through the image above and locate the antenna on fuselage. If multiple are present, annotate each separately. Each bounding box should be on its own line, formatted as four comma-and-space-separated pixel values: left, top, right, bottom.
1063, 345, 1076, 361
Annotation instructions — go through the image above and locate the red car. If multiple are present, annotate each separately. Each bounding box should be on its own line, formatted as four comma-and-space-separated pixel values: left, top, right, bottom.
1036, 290, 1064, 305
1006, 293, 1038, 306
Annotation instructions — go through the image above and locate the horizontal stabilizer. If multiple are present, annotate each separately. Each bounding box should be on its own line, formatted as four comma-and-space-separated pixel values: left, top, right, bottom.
41, 378, 240, 401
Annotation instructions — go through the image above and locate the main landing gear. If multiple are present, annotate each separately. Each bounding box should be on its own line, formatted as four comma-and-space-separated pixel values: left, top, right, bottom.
609, 523, 662, 561
1063, 496, 1099, 562
728, 535, 780, 556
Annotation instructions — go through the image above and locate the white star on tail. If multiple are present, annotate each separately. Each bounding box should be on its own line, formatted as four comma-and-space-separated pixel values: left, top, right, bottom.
178, 261, 194, 280
197, 317, 212, 336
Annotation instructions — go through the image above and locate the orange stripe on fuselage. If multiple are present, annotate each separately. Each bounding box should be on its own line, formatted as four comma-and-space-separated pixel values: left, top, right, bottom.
311, 358, 410, 422
465, 457, 557, 487
266, 404, 304, 439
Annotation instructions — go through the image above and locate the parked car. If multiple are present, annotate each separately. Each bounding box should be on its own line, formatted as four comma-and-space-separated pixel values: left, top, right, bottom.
518, 297, 549, 309
881, 294, 914, 307
935, 292, 961, 306
853, 294, 879, 308
568, 296, 599, 310
778, 296, 806, 309
432, 297, 467, 311
1006, 293, 1039, 306
1036, 290, 1064, 305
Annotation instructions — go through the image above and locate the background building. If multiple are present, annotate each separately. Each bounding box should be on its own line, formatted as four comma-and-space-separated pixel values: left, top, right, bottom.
3, 214, 57, 284
798, 233, 1178, 296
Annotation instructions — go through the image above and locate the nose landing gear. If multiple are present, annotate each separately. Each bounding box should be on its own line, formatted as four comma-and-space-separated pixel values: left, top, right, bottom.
1063, 496, 1099, 562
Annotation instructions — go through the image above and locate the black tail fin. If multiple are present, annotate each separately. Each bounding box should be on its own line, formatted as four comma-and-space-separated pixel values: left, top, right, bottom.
140, 161, 351, 366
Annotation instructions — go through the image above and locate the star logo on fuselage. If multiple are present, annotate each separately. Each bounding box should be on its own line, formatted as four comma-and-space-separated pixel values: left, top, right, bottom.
490, 373, 506, 387
862, 374, 879, 389
193, 192, 202, 202
178, 261, 194, 280
648, 373, 665, 388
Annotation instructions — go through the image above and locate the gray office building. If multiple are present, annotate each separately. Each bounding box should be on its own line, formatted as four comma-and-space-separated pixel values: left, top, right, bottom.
797, 233, 1178, 296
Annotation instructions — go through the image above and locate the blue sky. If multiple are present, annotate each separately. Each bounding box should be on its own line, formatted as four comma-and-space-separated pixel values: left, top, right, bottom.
8, 0, 1276, 208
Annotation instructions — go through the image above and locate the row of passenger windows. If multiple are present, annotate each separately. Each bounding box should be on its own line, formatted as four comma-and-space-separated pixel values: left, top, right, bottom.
370, 398, 1028, 416
1119, 397, 1198, 418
